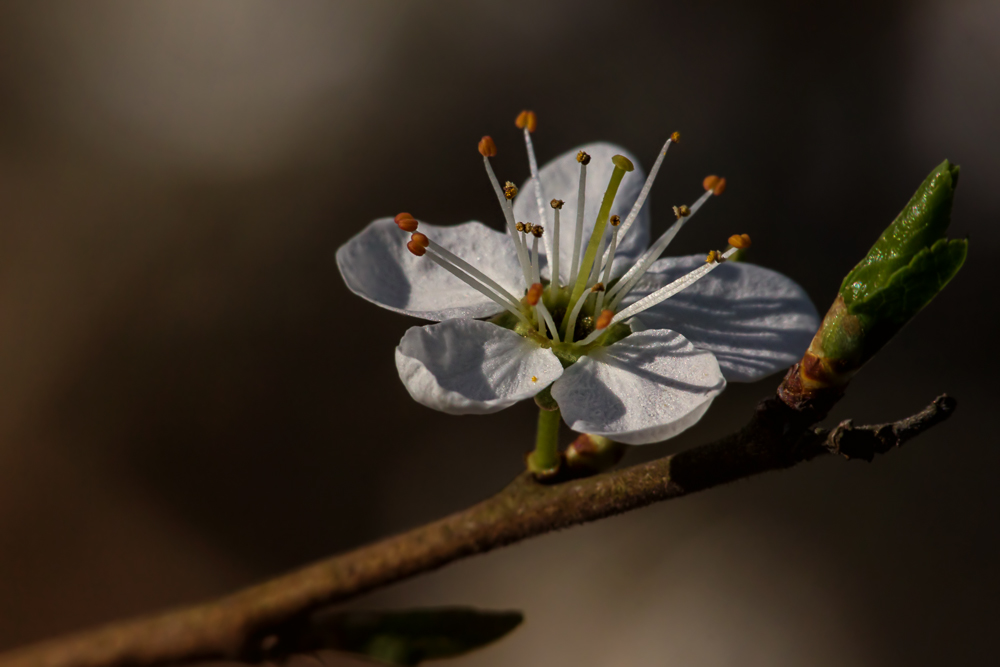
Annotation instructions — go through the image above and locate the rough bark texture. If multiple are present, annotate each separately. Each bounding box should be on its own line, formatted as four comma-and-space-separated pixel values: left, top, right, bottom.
0, 392, 955, 667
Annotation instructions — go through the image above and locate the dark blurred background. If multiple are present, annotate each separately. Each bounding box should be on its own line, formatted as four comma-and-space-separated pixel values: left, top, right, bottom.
0, 1, 997, 665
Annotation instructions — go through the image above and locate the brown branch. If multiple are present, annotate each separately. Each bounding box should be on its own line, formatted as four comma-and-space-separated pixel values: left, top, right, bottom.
0, 393, 955, 667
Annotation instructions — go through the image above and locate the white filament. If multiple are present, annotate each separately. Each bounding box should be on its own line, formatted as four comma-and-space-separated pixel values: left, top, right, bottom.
568, 162, 587, 286
425, 249, 530, 324
609, 247, 738, 327
523, 127, 554, 264
608, 189, 714, 308
483, 156, 533, 284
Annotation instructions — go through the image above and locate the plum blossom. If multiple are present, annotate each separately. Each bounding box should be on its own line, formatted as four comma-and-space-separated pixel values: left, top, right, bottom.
336, 113, 819, 445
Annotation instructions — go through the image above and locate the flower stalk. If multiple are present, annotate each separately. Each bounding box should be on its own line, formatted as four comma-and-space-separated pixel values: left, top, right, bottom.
527, 406, 562, 476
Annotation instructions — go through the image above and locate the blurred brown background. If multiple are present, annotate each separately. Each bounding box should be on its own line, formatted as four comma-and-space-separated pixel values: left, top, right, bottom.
0, 1, 997, 665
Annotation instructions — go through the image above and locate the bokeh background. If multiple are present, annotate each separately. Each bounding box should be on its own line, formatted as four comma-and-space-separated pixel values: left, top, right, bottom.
1, 1, 997, 665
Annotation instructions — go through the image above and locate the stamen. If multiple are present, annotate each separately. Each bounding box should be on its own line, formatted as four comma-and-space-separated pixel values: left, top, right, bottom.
576, 309, 617, 345
515, 110, 538, 133
608, 245, 740, 327
530, 227, 542, 284
478, 136, 497, 157
607, 134, 677, 254
406, 239, 426, 257
423, 248, 530, 324
480, 139, 533, 284
395, 212, 419, 232
426, 239, 522, 311
728, 233, 751, 249
526, 282, 544, 306
607, 187, 715, 308
563, 288, 592, 343
703, 175, 727, 196
537, 301, 559, 339
518, 110, 554, 277
549, 199, 563, 299
567, 152, 589, 287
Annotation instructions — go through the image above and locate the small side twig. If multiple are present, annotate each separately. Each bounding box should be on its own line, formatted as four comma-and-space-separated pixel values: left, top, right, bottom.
813, 394, 957, 461
0, 394, 956, 667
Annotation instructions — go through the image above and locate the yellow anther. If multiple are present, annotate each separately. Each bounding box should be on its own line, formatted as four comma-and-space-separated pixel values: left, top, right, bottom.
478, 136, 497, 157
576, 151, 591, 165
672, 204, 691, 219
706, 249, 725, 264
670, 131, 681, 143
531, 376, 538, 383
550, 199, 564, 209
595, 309, 614, 330
516, 221, 525, 232
610, 215, 621, 226
531, 225, 544, 238
504, 181, 518, 200
515, 110, 538, 133
728, 233, 752, 249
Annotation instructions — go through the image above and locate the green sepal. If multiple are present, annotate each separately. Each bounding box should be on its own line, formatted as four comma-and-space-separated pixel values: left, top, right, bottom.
840, 159, 960, 307
300, 607, 523, 666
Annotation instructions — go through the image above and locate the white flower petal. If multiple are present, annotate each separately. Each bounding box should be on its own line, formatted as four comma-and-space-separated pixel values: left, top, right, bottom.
552, 329, 725, 445
395, 319, 563, 415
514, 142, 651, 281
337, 218, 525, 321
622, 255, 820, 382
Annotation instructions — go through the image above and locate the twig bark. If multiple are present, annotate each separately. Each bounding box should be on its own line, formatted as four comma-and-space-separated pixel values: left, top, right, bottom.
0, 393, 955, 667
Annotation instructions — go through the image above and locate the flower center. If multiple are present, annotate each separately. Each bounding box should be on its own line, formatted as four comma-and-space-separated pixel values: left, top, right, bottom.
395, 112, 751, 361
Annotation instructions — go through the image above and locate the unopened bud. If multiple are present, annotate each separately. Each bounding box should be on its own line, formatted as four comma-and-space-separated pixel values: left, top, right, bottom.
394, 212, 418, 232
478, 136, 497, 157
565, 434, 627, 475
515, 110, 538, 133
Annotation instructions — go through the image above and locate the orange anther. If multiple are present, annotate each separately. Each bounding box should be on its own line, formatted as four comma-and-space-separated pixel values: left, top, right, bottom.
406, 240, 426, 257
515, 110, 538, 133
712, 177, 727, 196
595, 309, 614, 330
703, 175, 720, 192
670, 131, 681, 143
410, 232, 429, 248
526, 282, 544, 306
394, 212, 418, 232
478, 135, 497, 157
706, 249, 723, 264
728, 233, 751, 249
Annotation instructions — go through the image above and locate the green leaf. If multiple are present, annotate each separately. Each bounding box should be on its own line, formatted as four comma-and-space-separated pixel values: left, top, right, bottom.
851, 237, 967, 331
290, 607, 524, 666
840, 159, 960, 307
